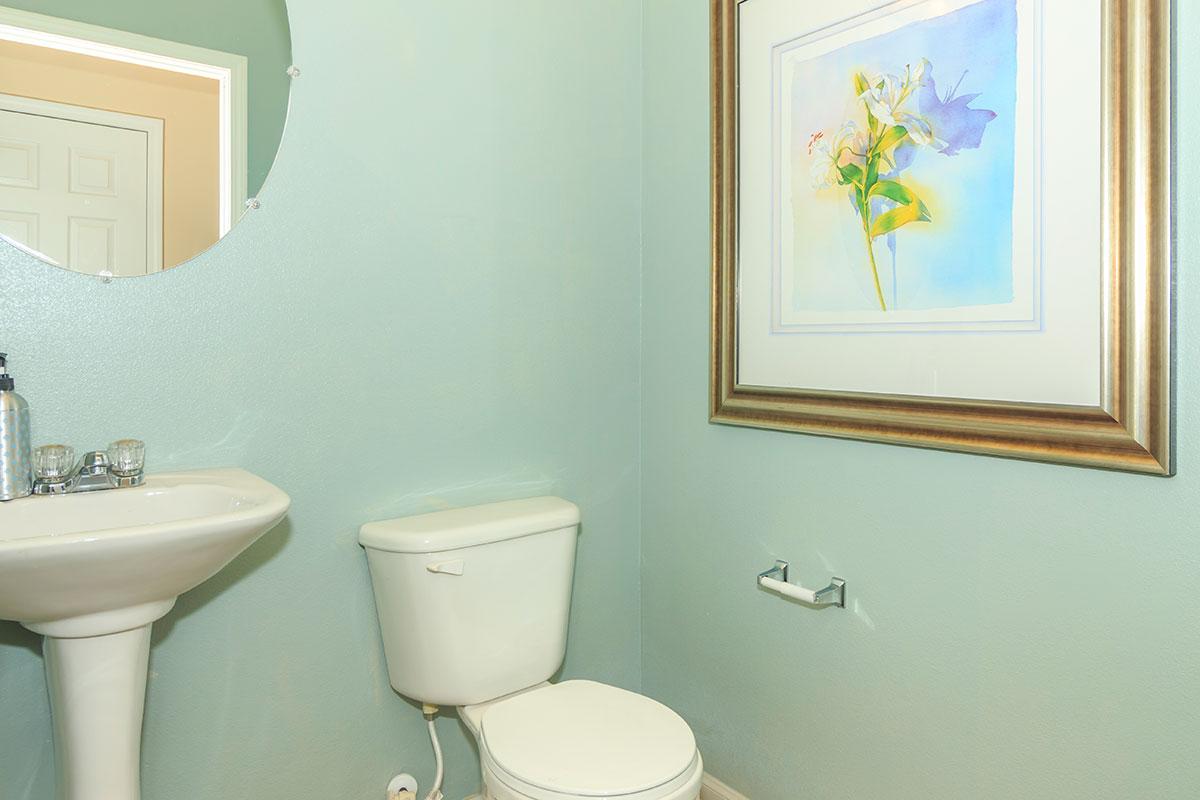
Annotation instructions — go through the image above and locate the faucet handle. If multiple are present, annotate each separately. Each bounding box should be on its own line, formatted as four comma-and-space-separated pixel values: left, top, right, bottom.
107, 439, 145, 477
33, 444, 74, 484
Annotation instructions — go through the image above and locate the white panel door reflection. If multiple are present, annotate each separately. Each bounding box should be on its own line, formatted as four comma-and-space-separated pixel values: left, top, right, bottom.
0, 98, 162, 276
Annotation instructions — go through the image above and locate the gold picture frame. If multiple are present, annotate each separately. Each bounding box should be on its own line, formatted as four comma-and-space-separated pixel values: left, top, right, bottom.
710, 0, 1174, 475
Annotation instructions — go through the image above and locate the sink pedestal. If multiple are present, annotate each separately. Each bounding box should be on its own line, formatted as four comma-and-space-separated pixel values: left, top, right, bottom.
24, 599, 178, 800
44, 625, 153, 800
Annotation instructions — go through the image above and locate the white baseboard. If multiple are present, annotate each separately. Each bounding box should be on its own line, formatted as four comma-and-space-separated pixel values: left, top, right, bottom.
702, 773, 749, 800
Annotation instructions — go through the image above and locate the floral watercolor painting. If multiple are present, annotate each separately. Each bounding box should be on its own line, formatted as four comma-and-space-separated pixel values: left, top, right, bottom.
779, 0, 1024, 324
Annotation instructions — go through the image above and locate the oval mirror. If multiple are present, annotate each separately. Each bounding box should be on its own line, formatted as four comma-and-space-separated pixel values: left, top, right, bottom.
0, 0, 292, 277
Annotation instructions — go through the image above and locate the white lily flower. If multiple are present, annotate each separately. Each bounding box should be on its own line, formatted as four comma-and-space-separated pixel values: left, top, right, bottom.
810, 141, 838, 189
859, 74, 906, 125
809, 121, 868, 189
858, 65, 939, 149
896, 111, 935, 146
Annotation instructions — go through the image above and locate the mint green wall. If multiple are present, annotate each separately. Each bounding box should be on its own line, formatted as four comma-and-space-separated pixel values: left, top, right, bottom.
0, 2, 643, 799
4, 1, 1195, 798
640, 2, 1198, 800
2, 0, 291, 196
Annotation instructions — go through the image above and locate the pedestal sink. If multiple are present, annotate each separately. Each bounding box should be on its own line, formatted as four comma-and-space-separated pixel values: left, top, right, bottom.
0, 468, 290, 800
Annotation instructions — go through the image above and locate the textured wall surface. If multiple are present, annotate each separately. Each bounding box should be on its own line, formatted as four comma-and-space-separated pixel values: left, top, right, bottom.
2, 0, 291, 196
640, 2, 1198, 799
0, 2, 643, 799
4, 2, 1196, 799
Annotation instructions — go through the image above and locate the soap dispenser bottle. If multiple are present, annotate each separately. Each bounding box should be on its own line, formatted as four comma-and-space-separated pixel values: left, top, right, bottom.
0, 353, 33, 501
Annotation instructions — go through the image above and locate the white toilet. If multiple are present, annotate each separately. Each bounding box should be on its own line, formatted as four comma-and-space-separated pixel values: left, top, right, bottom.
360, 497, 703, 800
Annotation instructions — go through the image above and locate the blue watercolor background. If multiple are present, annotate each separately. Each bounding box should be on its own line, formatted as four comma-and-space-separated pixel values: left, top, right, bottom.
788, 0, 1019, 312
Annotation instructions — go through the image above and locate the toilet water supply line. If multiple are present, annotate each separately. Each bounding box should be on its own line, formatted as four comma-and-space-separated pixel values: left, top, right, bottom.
423, 704, 445, 800
389, 704, 444, 800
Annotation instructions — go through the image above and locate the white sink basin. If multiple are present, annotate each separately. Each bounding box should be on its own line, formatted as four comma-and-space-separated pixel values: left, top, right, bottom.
0, 468, 290, 800
0, 468, 290, 635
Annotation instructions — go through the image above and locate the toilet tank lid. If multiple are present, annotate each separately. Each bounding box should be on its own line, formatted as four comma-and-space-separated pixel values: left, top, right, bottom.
359, 496, 580, 553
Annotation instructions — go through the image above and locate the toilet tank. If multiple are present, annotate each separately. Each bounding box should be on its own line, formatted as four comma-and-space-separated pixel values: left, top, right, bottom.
359, 497, 580, 706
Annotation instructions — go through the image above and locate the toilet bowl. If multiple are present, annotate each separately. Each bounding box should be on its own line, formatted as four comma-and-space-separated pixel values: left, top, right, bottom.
462, 681, 703, 800
360, 497, 702, 800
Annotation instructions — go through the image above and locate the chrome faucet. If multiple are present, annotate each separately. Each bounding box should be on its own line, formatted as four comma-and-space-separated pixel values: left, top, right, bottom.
32, 440, 146, 495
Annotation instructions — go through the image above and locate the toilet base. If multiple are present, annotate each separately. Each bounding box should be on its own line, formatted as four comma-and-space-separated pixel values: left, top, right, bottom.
479, 754, 703, 800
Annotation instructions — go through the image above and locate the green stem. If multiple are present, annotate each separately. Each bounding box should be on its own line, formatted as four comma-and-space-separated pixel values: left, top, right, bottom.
860, 203, 887, 311
857, 128, 888, 312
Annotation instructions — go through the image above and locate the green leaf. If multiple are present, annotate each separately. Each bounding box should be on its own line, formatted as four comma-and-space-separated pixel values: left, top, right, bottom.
867, 180, 932, 238
837, 162, 863, 186
865, 155, 879, 188
876, 125, 909, 153
869, 179, 917, 205
870, 198, 932, 238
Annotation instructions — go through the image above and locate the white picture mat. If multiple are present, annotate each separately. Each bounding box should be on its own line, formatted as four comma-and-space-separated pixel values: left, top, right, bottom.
736, 0, 1102, 406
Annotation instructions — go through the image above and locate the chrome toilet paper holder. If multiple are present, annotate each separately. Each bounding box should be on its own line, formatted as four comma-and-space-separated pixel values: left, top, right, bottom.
757, 560, 845, 608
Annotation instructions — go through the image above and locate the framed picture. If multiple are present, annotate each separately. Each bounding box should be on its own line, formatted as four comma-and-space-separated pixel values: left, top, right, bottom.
711, 0, 1173, 474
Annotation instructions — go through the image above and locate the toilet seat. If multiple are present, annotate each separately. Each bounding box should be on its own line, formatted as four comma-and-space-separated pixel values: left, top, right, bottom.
475, 680, 702, 800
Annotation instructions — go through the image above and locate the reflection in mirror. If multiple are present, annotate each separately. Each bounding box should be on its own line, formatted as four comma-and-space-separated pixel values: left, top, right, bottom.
0, 1, 291, 276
